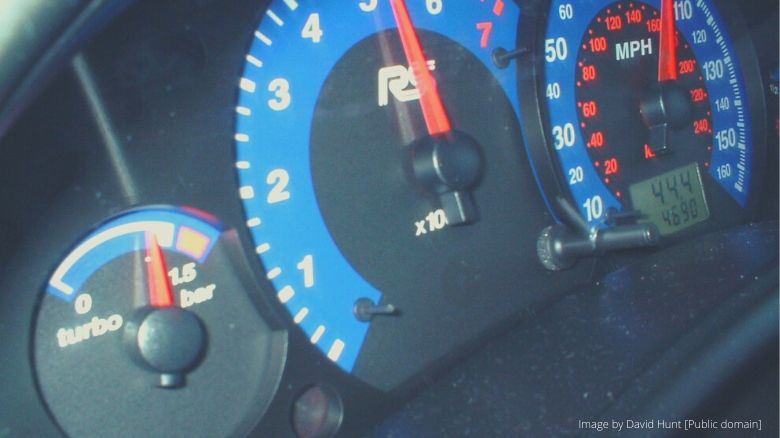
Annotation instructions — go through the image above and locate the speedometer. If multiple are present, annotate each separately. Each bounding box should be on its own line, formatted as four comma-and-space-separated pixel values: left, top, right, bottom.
520, 0, 765, 243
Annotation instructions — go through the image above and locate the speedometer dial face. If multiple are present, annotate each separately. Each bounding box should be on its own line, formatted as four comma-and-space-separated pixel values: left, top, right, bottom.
234, 0, 533, 378
538, 0, 759, 235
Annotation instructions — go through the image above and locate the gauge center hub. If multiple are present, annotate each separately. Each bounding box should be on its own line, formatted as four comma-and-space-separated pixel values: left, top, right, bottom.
127, 306, 206, 387
411, 130, 483, 193
640, 84, 694, 130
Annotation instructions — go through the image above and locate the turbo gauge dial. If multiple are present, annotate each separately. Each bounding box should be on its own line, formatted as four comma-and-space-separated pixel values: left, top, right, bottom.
33, 207, 285, 437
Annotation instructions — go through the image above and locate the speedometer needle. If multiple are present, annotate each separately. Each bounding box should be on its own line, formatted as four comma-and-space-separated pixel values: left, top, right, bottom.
390, 0, 452, 136
644, 0, 684, 155
658, 0, 678, 82
145, 232, 174, 308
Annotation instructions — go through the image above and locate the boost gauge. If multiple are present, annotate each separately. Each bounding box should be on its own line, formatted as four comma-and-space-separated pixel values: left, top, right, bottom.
33, 207, 286, 438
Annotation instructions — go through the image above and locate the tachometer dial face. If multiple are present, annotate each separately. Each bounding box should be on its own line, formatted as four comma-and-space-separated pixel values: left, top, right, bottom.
234, 0, 553, 383
34, 207, 285, 438
529, 0, 762, 236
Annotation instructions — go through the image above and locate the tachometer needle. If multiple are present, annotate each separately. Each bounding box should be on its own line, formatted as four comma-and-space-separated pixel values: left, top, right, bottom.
145, 232, 174, 308
390, 0, 452, 136
658, 0, 678, 82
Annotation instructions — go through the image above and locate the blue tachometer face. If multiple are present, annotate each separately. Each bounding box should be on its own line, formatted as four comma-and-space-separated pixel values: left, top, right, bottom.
543, 0, 754, 233
234, 1, 521, 372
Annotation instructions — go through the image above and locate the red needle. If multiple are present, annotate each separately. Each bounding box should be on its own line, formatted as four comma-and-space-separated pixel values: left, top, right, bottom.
658, 0, 678, 82
389, 0, 452, 136
145, 232, 174, 308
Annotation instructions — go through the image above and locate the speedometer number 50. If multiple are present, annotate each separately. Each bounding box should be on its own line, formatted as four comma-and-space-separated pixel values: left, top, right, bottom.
545, 38, 568, 62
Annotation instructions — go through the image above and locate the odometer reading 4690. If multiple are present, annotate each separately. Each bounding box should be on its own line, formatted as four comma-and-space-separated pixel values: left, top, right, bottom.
629, 162, 710, 235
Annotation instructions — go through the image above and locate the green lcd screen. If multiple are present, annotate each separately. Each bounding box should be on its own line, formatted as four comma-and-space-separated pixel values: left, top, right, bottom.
629, 163, 711, 236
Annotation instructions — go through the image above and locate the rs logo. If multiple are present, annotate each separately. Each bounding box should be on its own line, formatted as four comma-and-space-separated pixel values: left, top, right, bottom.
377, 60, 437, 107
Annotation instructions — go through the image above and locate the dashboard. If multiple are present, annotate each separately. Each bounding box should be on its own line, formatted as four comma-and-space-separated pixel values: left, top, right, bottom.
0, 0, 777, 437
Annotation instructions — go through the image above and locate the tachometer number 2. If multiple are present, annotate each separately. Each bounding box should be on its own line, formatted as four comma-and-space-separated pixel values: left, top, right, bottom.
267, 169, 291, 204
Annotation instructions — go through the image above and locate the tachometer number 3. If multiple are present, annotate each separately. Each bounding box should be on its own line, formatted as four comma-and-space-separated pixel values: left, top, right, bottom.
268, 78, 291, 111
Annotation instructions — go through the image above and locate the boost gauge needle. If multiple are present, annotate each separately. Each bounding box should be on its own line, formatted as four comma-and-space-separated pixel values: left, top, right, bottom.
145, 232, 175, 308
390, 0, 452, 136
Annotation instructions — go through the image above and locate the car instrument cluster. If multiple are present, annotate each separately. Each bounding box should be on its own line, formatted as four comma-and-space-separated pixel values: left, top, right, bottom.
0, 0, 774, 437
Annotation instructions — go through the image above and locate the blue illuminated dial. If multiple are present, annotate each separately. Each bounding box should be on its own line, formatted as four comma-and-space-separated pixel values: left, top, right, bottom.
234, 1, 522, 372
543, 0, 754, 233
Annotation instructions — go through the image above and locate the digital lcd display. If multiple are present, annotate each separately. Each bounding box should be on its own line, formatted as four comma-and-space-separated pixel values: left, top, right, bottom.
629, 163, 710, 236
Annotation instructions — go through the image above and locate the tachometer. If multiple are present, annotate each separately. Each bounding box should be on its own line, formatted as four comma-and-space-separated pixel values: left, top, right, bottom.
233, 0, 579, 388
